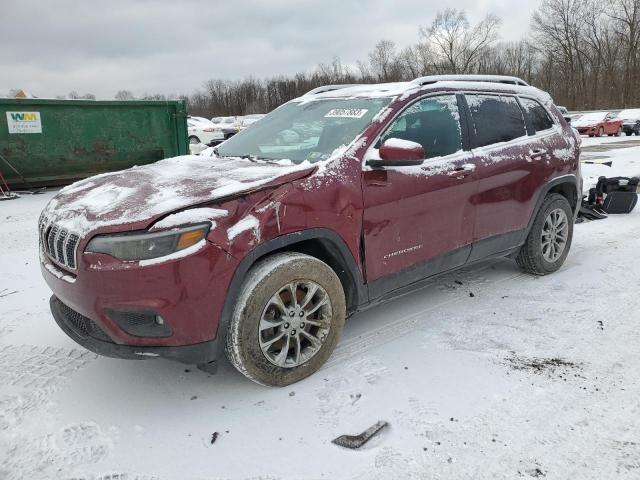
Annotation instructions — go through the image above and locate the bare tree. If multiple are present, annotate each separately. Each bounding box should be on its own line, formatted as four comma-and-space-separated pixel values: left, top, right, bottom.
114, 90, 135, 100
609, 0, 640, 106
368, 40, 402, 81
422, 9, 501, 74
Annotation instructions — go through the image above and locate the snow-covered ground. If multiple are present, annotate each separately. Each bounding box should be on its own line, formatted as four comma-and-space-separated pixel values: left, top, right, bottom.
1, 135, 639, 480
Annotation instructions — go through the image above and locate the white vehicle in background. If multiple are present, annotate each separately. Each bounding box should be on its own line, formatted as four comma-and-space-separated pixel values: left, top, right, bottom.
211, 116, 241, 139
187, 117, 224, 145
617, 109, 640, 136
239, 114, 266, 130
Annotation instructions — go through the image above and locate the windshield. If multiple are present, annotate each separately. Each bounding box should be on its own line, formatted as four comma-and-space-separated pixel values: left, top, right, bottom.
216, 98, 391, 163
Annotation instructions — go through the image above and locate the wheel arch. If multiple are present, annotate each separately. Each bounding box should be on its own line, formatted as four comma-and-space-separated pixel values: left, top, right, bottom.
524, 175, 579, 240
215, 228, 367, 353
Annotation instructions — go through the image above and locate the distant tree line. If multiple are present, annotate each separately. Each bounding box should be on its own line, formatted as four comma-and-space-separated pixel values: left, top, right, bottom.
6, 1, 639, 115
187, 0, 640, 117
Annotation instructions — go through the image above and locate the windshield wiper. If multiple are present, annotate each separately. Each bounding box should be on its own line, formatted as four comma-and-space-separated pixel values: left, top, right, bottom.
239, 154, 281, 164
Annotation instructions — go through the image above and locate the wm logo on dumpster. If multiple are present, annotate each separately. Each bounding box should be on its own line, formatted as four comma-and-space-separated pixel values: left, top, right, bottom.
10, 112, 38, 121
6, 111, 42, 134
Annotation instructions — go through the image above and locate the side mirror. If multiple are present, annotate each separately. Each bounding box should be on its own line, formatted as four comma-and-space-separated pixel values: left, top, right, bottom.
367, 138, 425, 167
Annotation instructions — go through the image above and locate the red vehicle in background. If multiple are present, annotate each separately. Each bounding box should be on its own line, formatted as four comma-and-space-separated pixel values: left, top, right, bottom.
572, 111, 623, 137
39, 75, 581, 386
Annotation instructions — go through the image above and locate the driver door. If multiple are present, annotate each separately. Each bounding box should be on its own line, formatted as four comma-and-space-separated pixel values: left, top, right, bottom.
362, 94, 478, 298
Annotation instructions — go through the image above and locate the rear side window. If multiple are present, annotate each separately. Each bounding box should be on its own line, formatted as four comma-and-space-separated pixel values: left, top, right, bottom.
466, 95, 527, 147
380, 95, 462, 159
520, 97, 554, 132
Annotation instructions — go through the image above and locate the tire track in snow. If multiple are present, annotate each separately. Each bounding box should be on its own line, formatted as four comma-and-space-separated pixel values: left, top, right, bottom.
324, 263, 527, 370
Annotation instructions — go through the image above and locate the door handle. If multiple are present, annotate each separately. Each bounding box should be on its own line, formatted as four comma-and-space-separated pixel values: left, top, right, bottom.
530, 148, 546, 159
447, 165, 475, 180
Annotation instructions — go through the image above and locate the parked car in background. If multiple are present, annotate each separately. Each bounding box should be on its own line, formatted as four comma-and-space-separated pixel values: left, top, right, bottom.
40, 75, 580, 386
572, 112, 623, 137
557, 106, 573, 123
211, 116, 240, 139
239, 114, 266, 130
187, 117, 224, 145
617, 109, 640, 136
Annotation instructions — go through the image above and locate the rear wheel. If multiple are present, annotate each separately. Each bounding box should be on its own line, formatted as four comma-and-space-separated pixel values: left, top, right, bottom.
225, 252, 346, 386
516, 193, 574, 275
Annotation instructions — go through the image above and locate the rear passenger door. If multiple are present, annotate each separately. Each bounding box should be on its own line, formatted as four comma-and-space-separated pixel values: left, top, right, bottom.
463, 93, 552, 260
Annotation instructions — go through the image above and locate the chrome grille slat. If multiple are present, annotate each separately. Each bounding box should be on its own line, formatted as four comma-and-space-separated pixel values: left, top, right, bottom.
56, 230, 68, 263
47, 225, 59, 261
66, 234, 79, 269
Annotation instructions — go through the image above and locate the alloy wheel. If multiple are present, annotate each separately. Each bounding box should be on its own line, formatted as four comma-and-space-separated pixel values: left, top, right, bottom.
541, 208, 569, 262
259, 281, 332, 368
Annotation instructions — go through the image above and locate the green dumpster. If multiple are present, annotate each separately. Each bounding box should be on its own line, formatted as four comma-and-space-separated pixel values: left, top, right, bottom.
0, 98, 188, 187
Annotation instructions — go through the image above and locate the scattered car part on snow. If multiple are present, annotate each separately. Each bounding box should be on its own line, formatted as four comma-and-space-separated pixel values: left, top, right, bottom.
331, 421, 389, 449
582, 176, 639, 217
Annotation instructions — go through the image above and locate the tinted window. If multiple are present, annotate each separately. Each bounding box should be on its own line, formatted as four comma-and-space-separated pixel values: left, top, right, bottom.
381, 95, 462, 159
466, 95, 527, 147
521, 98, 554, 132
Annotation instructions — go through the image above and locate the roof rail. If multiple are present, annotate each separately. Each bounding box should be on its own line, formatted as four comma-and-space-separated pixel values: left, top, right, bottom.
411, 75, 529, 87
303, 84, 360, 96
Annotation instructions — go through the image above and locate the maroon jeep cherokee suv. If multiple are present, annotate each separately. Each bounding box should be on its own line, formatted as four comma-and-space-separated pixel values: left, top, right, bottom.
40, 75, 581, 386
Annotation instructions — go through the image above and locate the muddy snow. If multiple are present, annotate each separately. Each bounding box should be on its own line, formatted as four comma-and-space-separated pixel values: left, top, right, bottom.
1, 135, 639, 479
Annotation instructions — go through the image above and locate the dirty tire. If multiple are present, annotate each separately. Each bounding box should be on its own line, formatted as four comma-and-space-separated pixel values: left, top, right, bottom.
225, 252, 346, 386
516, 193, 574, 275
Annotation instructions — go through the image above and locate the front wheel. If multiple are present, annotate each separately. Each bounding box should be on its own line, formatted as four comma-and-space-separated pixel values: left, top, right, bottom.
225, 252, 346, 386
188, 136, 200, 145
516, 193, 574, 275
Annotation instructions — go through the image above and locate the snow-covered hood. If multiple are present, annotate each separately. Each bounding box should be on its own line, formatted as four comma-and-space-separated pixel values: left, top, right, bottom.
42, 155, 315, 237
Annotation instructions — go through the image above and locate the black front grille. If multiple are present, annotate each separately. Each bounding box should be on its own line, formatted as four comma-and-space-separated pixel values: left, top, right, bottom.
57, 300, 113, 343
39, 215, 80, 270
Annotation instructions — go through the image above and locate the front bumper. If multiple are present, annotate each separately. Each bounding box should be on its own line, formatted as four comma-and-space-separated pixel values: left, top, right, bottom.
42, 237, 238, 349
50, 295, 218, 366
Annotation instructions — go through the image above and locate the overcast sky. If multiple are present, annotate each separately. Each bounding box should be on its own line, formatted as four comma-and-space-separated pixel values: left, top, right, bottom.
1, 0, 542, 99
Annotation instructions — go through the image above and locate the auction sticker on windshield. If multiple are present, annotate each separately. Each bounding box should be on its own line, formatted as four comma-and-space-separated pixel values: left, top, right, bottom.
324, 108, 368, 119
6, 112, 42, 134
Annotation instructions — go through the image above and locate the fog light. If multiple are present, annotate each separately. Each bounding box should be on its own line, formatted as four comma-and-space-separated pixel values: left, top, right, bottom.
106, 310, 172, 338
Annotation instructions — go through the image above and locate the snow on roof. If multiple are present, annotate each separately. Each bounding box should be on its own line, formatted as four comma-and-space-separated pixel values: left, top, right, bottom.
294, 78, 553, 106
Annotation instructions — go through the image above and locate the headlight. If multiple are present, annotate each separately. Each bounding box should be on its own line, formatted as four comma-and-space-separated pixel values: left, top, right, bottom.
85, 224, 209, 261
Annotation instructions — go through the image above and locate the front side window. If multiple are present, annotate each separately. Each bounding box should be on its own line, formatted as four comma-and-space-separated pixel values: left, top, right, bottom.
216, 98, 391, 164
380, 95, 462, 159
520, 98, 554, 132
466, 95, 527, 147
